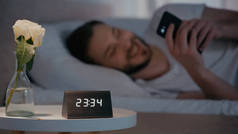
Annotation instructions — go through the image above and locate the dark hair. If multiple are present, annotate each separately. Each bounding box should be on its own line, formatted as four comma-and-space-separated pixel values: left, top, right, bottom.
66, 20, 103, 64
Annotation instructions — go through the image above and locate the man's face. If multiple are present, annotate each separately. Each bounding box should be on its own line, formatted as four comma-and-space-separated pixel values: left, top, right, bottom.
88, 24, 152, 72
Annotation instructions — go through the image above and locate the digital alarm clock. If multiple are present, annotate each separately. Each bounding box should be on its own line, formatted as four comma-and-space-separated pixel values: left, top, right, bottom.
62, 90, 113, 119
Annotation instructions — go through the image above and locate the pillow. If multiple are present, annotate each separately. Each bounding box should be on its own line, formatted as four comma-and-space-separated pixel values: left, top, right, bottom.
30, 18, 151, 97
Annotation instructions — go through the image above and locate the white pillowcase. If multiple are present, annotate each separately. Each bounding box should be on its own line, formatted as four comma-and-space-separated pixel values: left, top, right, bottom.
30, 18, 151, 97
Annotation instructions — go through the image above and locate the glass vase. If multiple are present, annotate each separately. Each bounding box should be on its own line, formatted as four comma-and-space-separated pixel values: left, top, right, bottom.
5, 66, 34, 117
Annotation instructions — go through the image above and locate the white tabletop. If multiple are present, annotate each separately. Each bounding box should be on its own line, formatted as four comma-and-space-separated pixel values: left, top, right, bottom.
0, 105, 136, 132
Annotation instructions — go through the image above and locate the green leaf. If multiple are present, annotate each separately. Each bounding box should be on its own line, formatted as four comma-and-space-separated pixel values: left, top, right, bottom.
26, 55, 35, 72
16, 40, 34, 71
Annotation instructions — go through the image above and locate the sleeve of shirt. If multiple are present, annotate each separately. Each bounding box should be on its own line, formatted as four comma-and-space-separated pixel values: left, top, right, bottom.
135, 79, 180, 99
141, 86, 180, 99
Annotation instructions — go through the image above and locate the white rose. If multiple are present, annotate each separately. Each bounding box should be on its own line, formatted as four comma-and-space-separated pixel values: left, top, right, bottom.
13, 19, 45, 47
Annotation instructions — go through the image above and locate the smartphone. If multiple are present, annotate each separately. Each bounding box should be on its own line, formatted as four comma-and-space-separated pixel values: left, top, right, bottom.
157, 11, 182, 39
157, 11, 202, 54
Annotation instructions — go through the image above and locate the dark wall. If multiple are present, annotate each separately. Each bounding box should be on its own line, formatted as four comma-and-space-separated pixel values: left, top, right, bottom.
0, 0, 112, 106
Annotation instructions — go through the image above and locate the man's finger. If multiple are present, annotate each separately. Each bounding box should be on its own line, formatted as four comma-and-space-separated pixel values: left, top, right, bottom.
198, 24, 210, 46
189, 28, 198, 50
165, 24, 175, 53
178, 21, 196, 51
199, 29, 215, 51
176, 21, 187, 39
175, 21, 188, 53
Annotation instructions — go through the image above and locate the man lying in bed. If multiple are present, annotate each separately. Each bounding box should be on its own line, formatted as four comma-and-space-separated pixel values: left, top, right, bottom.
66, 4, 238, 100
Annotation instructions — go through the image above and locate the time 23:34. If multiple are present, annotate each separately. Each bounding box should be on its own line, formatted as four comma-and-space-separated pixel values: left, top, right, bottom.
75, 98, 103, 108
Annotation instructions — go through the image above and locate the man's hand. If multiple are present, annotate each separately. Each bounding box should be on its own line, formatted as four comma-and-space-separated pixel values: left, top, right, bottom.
202, 6, 238, 40
165, 20, 238, 100
165, 20, 204, 71
190, 19, 222, 51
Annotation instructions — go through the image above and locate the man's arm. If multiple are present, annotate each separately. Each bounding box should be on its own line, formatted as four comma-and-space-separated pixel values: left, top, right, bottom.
202, 6, 238, 22
176, 91, 206, 99
165, 21, 238, 100
186, 65, 238, 100
202, 6, 238, 40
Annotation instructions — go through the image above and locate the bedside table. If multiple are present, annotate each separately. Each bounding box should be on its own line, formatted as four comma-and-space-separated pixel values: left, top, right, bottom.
0, 105, 137, 134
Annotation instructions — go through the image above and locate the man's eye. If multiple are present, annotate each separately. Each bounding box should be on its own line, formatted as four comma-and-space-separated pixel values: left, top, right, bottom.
112, 28, 116, 36
116, 29, 119, 38
130, 37, 136, 45
109, 47, 116, 57
113, 28, 120, 39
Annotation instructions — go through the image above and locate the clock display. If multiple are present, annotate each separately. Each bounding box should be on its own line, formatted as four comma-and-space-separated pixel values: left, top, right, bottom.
75, 98, 103, 108
62, 90, 113, 119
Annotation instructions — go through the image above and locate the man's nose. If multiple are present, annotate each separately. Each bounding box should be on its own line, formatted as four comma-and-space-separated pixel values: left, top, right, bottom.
118, 38, 131, 52
118, 31, 132, 51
